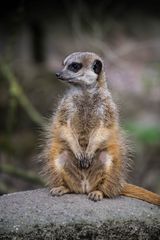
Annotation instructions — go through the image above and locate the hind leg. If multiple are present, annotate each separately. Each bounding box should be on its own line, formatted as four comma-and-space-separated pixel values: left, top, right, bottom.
50, 185, 70, 196
49, 150, 71, 196
87, 150, 114, 201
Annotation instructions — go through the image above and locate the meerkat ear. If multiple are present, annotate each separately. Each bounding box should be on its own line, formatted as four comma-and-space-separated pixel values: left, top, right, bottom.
92, 59, 102, 74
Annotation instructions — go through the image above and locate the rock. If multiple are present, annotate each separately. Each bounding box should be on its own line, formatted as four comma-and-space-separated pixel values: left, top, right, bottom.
0, 188, 160, 240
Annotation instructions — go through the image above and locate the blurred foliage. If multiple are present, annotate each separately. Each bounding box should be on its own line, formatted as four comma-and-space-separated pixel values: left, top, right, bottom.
0, 163, 44, 185
125, 123, 160, 145
0, 63, 46, 127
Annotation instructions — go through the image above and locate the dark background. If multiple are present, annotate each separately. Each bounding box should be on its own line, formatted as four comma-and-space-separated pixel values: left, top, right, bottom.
0, 0, 160, 194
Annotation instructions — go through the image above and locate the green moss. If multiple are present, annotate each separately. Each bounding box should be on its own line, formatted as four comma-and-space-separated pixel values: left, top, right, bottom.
124, 123, 160, 144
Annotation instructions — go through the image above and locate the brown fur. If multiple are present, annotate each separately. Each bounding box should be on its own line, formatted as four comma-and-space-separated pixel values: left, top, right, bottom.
121, 184, 160, 205
41, 52, 160, 206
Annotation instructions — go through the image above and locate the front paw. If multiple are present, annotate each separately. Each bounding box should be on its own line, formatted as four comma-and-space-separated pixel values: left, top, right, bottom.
85, 151, 95, 163
88, 190, 103, 201
83, 151, 95, 168
75, 151, 84, 163
75, 151, 94, 169
77, 154, 93, 169
74, 152, 86, 168
79, 157, 91, 169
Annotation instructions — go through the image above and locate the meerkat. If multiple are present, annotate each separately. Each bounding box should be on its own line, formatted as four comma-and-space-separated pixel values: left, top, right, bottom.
41, 51, 160, 205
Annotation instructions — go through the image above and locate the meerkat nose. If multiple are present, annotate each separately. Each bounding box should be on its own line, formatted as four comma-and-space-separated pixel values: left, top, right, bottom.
56, 72, 60, 78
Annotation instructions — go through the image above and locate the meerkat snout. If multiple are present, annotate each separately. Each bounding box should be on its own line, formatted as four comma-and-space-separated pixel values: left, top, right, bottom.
56, 52, 103, 87
56, 72, 61, 78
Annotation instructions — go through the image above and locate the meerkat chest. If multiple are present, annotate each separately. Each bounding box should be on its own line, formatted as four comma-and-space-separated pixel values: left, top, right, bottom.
72, 98, 103, 147
74, 95, 103, 128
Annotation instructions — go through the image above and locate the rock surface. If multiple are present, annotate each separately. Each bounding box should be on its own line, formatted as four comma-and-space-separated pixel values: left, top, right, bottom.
0, 188, 160, 239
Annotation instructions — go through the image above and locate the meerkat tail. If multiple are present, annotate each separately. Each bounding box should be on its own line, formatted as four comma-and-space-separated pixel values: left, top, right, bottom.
121, 183, 160, 206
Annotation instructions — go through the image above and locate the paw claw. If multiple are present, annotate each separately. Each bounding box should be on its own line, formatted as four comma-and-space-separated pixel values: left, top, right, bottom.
88, 191, 103, 201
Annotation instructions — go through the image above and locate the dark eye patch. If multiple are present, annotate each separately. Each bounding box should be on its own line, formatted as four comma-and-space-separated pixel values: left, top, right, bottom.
67, 62, 82, 73
92, 59, 102, 74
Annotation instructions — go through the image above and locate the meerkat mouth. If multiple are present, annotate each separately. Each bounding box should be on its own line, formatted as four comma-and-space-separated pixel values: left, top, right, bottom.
59, 76, 82, 83
59, 77, 76, 82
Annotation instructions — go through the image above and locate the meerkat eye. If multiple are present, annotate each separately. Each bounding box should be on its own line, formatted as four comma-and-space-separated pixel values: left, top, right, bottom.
67, 62, 82, 73
92, 59, 102, 74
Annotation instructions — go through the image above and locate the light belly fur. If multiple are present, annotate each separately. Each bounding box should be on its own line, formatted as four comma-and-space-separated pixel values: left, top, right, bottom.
81, 177, 91, 193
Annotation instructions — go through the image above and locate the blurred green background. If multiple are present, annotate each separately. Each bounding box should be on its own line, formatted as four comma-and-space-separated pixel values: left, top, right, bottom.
0, 0, 160, 195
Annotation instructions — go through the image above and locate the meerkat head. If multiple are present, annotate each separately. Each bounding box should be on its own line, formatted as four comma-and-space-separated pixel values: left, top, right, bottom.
56, 52, 104, 87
